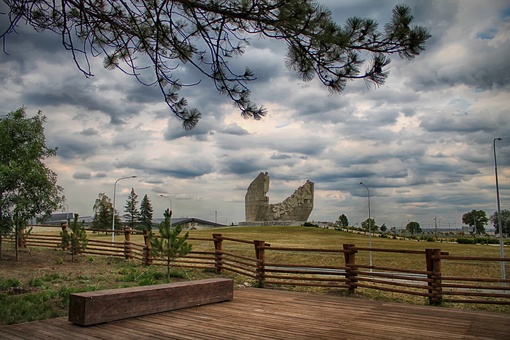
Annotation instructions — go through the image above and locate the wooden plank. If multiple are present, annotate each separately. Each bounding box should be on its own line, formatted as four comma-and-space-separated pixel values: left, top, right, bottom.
2, 288, 510, 339
68, 278, 233, 326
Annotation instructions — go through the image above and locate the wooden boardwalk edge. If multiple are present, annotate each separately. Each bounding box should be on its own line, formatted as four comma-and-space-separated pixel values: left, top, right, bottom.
1, 288, 510, 340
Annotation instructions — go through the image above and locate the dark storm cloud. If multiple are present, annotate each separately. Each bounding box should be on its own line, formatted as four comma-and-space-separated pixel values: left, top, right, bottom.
80, 128, 100, 136
290, 95, 353, 122
395, 191, 493, 207
270, 153, 292, 160
164, 116, 218, 141
145, 178, 165, 185
50, 133, 103, 160
73, 172, 92, 180
404, 4, 510, 92
420, 114, 498, 134
265, 137, 329, 157
114, 158, 213, 179
124, 82, 164, 104
219, 159, 265, 176
221, 124, 250, 136
21, 81, 141, 125
313, 169, 378, 183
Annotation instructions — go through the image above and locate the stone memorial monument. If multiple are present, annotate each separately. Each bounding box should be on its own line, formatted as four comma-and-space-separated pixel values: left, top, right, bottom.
244, 172, 314, 224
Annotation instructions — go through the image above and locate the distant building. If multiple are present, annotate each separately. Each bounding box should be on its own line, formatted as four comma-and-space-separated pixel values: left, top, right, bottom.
38, 212, 75, 225
42, 213, 223, 230
153, 217, 225, 230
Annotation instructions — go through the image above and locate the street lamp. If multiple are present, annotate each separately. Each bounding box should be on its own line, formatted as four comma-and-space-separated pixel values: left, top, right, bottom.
493, 137, 506, 281
160, 195, 173, 229
112, 175, 137, 244
360, 182, 373, 271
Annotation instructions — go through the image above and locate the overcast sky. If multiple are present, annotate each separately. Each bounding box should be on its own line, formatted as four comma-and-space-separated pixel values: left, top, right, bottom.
1, 1, 509, 229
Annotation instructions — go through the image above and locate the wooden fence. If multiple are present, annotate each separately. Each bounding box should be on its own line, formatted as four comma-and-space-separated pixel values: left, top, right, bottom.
5, 227, 510, 306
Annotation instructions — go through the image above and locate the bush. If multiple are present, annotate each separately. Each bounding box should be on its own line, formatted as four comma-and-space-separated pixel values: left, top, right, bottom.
0, 278, 22, 290
456, 237, 501, 245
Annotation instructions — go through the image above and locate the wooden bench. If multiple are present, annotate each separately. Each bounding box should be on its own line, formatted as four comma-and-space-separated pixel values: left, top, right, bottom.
68, 278, 234, 326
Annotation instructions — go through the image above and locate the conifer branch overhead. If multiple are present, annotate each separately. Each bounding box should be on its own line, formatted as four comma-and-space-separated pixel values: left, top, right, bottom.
1, 1, 430, 129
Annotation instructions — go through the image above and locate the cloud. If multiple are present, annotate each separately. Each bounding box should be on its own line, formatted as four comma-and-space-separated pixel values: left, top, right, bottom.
0, 1, 509, 229
73, 172, 93, 180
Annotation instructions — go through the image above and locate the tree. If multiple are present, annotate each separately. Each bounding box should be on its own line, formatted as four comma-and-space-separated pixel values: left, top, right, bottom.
124, 188, 140, 229
405, 221, 422, 234
361, 218, 378, 232
151, 209, 192, 281
462, 210, 488, 235
490, 209, 510, 235
139, 194, 154, 231
0, 107, 65, 260
60, 214, 88, 262
380, 223, 387, 233
1, 2, 430, 130
337, 214, 349, 227
92, 193, 119, 232
389, 227, 397, 237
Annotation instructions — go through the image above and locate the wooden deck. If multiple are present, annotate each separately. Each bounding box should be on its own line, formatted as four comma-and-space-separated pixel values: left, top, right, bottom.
2, 288, 510, 339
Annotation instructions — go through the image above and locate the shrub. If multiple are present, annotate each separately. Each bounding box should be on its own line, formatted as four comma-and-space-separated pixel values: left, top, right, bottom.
0, 278, 22, 290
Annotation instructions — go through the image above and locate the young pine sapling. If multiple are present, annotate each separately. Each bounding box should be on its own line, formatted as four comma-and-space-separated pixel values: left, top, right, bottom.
151, 209, 192, 281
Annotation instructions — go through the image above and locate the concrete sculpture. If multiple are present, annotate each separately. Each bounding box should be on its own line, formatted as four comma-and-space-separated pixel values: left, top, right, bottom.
245, 172, 314, 223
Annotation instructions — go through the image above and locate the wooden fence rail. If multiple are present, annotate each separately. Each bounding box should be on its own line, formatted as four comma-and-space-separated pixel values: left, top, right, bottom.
4, 228, 510, 306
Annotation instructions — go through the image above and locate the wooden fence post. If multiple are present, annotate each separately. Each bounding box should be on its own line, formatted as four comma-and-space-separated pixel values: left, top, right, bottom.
60, 223, 68, 250
213, 234, 223, 274
143, 229, 152, 265
124, 228, 133, 259
18, 228, 27, 248
425, 248, 442, 305
343, 244, 357, 294
254, 240, 266, 288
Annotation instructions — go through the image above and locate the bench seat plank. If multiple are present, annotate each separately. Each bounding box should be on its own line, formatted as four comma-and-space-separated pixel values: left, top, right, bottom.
69, 278, 234, 326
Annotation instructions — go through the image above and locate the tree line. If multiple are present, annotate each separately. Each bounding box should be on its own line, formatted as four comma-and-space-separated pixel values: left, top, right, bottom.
91, 189, 156, 232
337, 209, 510, 236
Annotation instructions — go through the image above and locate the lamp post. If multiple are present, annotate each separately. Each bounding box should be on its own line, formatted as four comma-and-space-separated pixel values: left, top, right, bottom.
360, 182, 373, 271
160, 195, 173, 229
493, 137, 506, 281
112, 175, 137, 244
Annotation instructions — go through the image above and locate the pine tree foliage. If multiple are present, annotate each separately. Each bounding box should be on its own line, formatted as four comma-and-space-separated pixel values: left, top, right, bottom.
151, 208, 192, 281
1, 1, 430, 130
124, 188, 140, 229
60, 213, 88, 262
139, 194, 153, 231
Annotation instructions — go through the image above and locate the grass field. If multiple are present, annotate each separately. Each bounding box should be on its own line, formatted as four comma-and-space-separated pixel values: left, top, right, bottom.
1, 225, 509, 325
